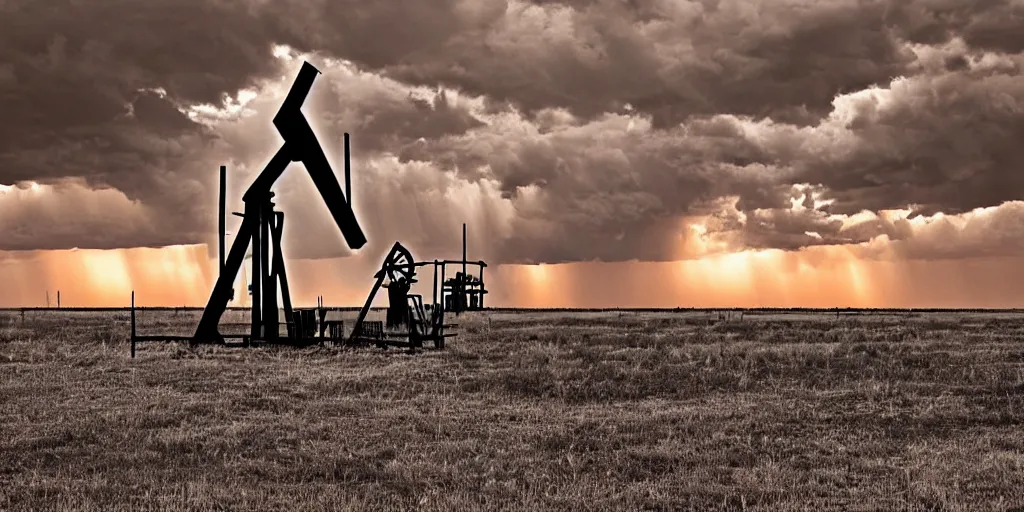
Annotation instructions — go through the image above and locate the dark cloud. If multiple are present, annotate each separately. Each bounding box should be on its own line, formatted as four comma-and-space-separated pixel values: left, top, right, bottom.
0, 179, 191, 251
130, 92, 200, 135
396, 113, 792, 263
3, 0, 1024, 267
305, 0, 918, 127
739, 208, 845, 251
260, 0, 507, 73
0, 0, 490, 252
894, 0, 1024, 54
307, 70, 486, 154
0, 0, 289, 250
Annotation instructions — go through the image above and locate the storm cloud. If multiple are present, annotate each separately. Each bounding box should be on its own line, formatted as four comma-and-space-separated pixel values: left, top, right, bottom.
2, 0, 1024, 265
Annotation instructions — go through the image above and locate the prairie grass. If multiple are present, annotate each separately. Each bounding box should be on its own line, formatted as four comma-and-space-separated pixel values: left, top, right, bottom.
0, 309, 1023, 510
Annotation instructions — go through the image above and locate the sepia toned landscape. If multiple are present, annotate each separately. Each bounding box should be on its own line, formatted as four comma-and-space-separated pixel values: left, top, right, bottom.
9, 0, 1024, 510
2, 308, 1022, 511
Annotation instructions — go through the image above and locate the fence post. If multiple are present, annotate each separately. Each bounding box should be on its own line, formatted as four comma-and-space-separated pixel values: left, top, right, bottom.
130, 291, 136, 359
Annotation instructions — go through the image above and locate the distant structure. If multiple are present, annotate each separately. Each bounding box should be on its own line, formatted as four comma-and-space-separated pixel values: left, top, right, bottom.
346, 223, 489, 349
442, 223, 487, 314
349, 242, 449, 350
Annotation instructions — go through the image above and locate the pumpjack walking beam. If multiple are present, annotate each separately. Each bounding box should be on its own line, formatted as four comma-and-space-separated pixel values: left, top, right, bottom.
193, 61, 367, 345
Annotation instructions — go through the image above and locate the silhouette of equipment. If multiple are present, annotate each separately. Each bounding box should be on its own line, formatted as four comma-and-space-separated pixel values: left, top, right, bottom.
348, 242, 457, 350
443, 223, 486, 313
192, 61, 366, 346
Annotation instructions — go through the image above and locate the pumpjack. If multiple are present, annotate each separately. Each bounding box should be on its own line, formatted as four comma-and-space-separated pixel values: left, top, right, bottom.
348, 242, 457, 349
347, 222, 488, 349
191, 60, 366, 346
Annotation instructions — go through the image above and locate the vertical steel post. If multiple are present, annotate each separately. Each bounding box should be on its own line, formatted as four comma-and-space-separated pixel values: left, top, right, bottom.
130, 291, 136, 359
249, 201, 262, 341
219, 165, 227, 275
344, 133, 352, 209
261, 200, 277, 341
432, 260, 438, 309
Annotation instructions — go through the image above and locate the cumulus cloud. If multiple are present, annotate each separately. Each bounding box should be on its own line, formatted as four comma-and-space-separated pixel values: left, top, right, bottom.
854, 202, 1024, 261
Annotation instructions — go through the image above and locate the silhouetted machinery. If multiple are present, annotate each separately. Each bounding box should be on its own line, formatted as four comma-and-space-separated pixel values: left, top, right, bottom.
348, 242, 453, 349
192, 60, 366, 347
346, 224, 488, 350
129, 61, 492, 356
443, 272, 485, 313
443, 223, 487, 314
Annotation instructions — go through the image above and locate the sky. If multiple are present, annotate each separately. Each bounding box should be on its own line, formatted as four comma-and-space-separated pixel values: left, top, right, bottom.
2, 0, 1024, 308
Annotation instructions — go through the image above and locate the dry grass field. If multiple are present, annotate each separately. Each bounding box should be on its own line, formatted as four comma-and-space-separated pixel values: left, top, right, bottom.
1, 308, 1024, 511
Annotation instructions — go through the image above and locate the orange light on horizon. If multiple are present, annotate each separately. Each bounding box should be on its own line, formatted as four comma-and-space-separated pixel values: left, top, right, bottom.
0, 244, 216, 307
77, 250, 133, 305
493, 244, 894, 309
3, 242, 1024, 309
522, 263, 560, 308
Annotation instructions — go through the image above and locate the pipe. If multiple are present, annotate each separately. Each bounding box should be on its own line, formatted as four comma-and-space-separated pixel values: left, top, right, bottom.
130, 291, 136, 358
344, 133, 351, 208
219, 165, 226, 275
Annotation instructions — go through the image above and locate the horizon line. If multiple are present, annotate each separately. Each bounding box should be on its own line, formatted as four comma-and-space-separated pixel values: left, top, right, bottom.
3, 306, 1023, 313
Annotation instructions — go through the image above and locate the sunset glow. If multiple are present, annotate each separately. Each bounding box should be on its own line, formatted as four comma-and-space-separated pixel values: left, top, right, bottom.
3, 240, 1019, 309
0, 245, 215, 307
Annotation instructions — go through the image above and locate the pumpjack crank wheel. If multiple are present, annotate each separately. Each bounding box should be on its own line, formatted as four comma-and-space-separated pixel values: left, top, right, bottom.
385, 243, 415, 282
